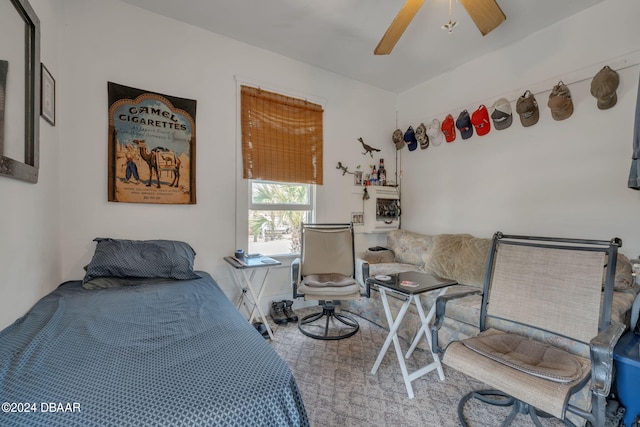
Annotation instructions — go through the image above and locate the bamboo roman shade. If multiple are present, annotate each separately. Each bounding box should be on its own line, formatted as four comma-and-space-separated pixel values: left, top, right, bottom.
241, 85, 323, 185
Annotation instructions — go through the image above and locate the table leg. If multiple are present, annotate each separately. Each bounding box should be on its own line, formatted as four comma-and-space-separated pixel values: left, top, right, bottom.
241, 268, 274, 340
371, 288, 415, 398
247, 268, 270, 323
226, 264, 250, 311
404, 291, 446, 381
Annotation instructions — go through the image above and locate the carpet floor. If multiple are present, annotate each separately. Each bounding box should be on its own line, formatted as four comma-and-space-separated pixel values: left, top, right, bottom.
268, 307, 568, 427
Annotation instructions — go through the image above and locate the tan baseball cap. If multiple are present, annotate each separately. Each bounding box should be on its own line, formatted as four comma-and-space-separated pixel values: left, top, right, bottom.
516, 91, 539, 127
392, 129, 405, 150
547, 81, 573, 121
591, 66, 619, 110
416, 122, 429, 149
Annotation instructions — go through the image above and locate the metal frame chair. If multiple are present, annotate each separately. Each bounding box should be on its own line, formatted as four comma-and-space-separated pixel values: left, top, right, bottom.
433, 232, 625, 427
291, 223, 370, 340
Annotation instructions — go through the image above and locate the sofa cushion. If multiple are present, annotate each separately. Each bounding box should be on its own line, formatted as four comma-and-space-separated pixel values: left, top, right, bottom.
422, 234, 491, 287
369, 262, 423, 277
607, 253, 634, 290
387, 229, 433, 266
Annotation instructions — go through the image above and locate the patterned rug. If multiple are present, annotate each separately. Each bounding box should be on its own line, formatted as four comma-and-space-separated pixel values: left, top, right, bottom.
269, 307, 567, 427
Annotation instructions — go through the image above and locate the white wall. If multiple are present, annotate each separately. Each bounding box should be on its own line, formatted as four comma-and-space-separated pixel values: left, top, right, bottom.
397, 0, 640, 258
7, 0, 635, 330
56, 0, 396, 311
0, 0, 61, 329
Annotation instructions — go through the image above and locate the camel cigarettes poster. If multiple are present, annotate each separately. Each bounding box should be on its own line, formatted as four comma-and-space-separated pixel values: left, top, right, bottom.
108, 82, 196, 204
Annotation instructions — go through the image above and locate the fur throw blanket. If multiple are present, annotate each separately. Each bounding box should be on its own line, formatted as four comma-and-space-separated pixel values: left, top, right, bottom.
422, 234, 491, 287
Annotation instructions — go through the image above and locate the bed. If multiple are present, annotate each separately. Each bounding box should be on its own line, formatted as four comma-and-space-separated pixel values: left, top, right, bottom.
0, 238, 308, 427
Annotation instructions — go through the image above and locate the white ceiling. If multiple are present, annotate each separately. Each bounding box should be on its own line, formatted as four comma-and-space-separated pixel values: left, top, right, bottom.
120, 0, 605, 93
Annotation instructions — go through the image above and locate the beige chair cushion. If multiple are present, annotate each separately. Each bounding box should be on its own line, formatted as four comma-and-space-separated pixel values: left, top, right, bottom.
302, 273, 357, 287
462, 330, 583, 383
444, 335, 591, 418
299, 273, 360, 299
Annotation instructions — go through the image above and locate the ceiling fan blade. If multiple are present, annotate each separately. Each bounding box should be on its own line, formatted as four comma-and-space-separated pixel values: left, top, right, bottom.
459, 0, 506, 36
374, 0, 425, 55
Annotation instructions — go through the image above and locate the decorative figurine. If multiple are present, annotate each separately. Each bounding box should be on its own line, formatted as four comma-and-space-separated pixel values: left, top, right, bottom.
358, 137, 381, 157
336, 161, 354, 175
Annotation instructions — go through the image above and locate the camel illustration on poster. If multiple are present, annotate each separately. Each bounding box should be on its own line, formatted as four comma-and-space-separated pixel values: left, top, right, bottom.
107, 82, 197, 204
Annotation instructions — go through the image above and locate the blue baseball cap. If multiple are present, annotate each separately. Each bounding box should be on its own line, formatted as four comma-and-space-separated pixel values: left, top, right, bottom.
456, 110, 473, 139
404, 126, 418, 151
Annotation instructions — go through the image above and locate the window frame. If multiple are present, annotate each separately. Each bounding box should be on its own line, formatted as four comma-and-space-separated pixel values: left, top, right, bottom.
249, 180, 314, 212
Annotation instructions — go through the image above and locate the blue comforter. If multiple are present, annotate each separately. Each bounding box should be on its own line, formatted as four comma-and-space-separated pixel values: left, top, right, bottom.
0, 273, 308, 426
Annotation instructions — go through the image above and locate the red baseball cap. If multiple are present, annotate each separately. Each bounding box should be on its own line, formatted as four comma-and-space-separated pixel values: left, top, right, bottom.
471, 105, 491, 136
441, 114, 456, 143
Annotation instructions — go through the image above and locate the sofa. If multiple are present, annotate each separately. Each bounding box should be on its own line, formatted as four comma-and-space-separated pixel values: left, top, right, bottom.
347, 229, 639, 352
345, 229, 640, 425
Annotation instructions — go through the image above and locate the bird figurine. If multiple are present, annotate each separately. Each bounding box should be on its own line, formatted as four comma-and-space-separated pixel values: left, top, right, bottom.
358, 137, 381, 157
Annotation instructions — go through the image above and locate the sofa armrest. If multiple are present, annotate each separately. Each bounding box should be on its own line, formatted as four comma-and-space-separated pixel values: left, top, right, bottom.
363, 249, 396, 264
590, 321, 625, 396
431, 289, 482, 356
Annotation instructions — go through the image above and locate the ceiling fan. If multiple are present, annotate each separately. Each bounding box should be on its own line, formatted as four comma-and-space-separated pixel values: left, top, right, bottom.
374, 0, 506, 55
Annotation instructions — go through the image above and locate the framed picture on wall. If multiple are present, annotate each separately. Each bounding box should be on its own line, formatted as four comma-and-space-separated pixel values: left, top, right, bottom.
40, 63, 55, 126
0, 0, 41, 183
107, 82, 197, 204
351, 212, 364, 226
354, 170, 363, 186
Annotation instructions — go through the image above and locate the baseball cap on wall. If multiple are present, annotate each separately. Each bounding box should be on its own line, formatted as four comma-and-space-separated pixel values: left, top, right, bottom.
392, 129, 405, 150
590, 65, 619, 110
490, 98, 513, 130
470, 105, 491, 136
404, 126, 418, 151
416, 122, 429, 149
547, 81, 573, 121
441, 114, 456, 143
515, 90, 539, 127
426, 119, 443, 146
456, 110, 473, 140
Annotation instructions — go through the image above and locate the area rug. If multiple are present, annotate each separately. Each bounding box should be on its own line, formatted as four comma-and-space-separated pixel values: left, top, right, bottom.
269, 307, 568, 427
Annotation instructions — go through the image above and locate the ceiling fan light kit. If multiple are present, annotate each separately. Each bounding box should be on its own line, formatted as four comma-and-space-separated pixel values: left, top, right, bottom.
375, 0, 506, 55
441, 20, 458, 34
441, 0, 458, 34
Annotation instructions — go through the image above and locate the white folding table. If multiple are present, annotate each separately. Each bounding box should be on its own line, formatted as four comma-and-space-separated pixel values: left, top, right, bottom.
224, 255, 281, 340
370, 271, 457, 398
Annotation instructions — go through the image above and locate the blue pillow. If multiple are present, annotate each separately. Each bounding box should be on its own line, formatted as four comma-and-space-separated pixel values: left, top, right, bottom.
83, 238, 200, 283
81, 276, 180, 290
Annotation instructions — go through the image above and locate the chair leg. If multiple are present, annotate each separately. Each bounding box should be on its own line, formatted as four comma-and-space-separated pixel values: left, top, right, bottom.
458, 389, 560, 427
298, 302, 359, 340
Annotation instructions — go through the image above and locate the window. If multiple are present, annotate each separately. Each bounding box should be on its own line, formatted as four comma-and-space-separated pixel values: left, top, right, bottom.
239, 84, 323, 256
248, 180, 314, 256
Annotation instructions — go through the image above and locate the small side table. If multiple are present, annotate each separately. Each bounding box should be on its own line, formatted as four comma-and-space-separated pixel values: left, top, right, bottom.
369, 271, 457, 398
224, 255, 281, 340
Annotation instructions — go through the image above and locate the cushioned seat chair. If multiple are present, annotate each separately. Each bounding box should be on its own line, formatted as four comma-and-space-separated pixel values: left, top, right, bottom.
292, 223, 369, 340
434, 232, 625, 427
